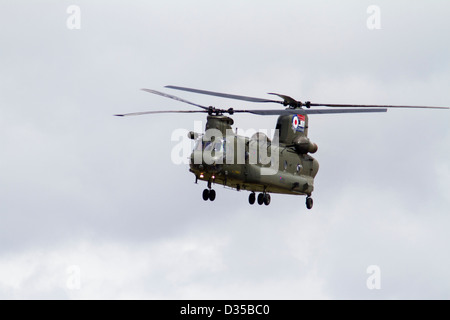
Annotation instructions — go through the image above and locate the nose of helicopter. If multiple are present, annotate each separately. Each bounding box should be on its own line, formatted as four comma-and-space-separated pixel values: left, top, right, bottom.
190, 151, 223, 174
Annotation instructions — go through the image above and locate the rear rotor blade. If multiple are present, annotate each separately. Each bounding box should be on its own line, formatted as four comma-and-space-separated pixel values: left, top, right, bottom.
115, 110, 206, 117
309, 103, 449, 110
166, 86, 449, 110
268, 93, 300, 107
141, 88, 209, 110
166, 85, 284, 104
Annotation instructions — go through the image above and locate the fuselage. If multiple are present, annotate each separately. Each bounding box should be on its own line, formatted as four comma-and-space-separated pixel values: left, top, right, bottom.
189, 115, 319, 196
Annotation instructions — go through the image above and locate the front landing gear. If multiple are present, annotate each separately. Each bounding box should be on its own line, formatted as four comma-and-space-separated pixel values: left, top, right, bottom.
306, 196, 313, 210
202, 188, 216, 201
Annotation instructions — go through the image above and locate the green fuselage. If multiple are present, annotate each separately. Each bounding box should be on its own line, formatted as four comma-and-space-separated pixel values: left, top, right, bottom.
189, 115, 319, 197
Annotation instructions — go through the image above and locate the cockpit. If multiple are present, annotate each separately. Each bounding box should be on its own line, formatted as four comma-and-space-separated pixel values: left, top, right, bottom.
194, 138, 226, 153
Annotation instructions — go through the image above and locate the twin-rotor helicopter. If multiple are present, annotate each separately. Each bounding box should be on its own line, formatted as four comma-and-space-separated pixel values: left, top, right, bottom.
116, 86, 448, 210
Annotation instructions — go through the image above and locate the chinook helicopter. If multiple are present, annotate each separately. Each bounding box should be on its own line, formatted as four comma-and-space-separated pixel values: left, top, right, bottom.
116, 86, 448, 210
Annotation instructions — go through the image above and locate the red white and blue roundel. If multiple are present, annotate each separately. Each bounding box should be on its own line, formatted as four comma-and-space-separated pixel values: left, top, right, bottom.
292, 114, 306, 133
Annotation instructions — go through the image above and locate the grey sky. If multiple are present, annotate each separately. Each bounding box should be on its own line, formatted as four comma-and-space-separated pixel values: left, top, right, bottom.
0, 0, 449, 299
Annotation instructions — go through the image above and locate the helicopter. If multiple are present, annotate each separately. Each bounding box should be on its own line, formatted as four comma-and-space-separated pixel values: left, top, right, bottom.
116, 85, 448, 210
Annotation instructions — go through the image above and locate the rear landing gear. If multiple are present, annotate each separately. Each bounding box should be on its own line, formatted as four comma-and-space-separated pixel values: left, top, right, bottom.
263, 194, 271, 206
257, 193, 264, 205
249, 192, 256, 205
250, 192, 271, 206
306, 196, 313, 210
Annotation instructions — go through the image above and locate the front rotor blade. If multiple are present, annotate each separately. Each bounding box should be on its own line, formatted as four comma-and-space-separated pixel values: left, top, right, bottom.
115, 110, 207, 117
309, 103, 449, 110
166, 85, 284, 104
233, 108, 388, 116
141, 89, 209, 110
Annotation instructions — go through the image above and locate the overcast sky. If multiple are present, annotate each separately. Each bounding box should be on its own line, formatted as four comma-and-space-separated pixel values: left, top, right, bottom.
0, 0, 449, 299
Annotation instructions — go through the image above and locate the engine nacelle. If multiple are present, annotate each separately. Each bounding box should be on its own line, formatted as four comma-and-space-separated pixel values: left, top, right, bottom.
293, 136, 318, 154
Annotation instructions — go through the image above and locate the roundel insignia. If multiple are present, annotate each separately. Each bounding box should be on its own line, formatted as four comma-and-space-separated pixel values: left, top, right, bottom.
292, 115, 299, 130
292, 114, 306, 132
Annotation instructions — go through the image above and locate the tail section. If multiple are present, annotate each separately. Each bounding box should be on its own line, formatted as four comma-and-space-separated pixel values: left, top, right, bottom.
274, 114, 317, 154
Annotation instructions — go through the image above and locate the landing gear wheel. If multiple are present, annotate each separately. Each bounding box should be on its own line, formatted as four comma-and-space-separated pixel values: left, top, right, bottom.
202, 189, 210, 201
249, 192, 256, 205
263, 194, 271, 206
209, 189, 216, 201
257, 193, 264, 205
306, 197, 313, 210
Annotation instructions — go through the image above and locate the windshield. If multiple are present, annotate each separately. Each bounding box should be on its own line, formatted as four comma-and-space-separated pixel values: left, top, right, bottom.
194, 139, 225, 152
193, 139, 204, 151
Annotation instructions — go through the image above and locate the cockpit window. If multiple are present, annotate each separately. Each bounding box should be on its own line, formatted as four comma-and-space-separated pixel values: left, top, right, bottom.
213, 141, 223, 152
196, 139, 225, 153
193, 139, 203, 151
204, 141, 214, 151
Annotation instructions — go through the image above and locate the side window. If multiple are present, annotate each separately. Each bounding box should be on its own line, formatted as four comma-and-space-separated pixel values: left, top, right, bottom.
224, 138, 234, 154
